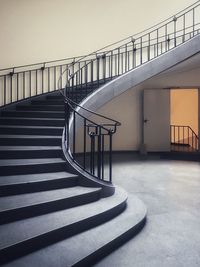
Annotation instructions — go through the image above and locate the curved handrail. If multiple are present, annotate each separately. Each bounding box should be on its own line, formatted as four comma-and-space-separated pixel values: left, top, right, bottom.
59, 1, 200, 184
57, 0, 200, 87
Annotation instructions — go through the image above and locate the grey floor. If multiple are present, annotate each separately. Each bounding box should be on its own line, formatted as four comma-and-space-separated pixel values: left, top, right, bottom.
94, 153, 200, 267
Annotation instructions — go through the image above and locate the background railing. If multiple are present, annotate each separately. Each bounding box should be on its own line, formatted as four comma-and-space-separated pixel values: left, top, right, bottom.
1, 1, 200, 107
171, 125, 199, 151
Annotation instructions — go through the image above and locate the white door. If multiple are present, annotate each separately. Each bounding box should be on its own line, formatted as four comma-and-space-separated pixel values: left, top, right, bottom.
143, 89, 170, 152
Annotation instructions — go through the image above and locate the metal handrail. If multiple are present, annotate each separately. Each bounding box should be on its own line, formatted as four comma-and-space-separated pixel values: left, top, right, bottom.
59, 1, 200, 183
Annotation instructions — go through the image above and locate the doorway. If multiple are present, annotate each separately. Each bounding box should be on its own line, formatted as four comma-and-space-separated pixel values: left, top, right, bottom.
170, 88, 199, 152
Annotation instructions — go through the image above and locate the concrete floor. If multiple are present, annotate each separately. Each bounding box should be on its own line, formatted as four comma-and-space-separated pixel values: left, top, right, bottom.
94, 153, 200, 267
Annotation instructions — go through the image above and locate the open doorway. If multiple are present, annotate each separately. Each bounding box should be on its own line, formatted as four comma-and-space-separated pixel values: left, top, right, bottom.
170, 89, 199, 152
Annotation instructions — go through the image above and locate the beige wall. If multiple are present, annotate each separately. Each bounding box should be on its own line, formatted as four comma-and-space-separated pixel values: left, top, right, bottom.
93, 67, 200, 151
0, 0, 195, 69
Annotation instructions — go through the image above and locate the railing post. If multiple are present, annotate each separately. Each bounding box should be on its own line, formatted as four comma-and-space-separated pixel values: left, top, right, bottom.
109, 130, 113, 183
97, 127, 102, 179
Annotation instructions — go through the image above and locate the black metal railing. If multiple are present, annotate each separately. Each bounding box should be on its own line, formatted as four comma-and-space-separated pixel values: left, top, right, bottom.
62, 96, 121, 182
1, 1, 200, 107
58, 1, 200, 183
171, 125, 199, 151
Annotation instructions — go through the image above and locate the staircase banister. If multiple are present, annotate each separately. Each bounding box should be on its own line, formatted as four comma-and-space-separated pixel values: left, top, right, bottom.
65, 97, 121, 128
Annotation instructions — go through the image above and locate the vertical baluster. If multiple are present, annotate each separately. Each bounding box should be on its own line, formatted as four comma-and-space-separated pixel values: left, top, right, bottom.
148, 33, 150, 60
36, 70, 38, 95
10, 72, 13, 103
128, 51, 130, 71
73, 111, 76, 155
54, 66, 56, 90
157, 29, 159, 56
165, 24, 168, 52
192, 8, 195, 36
121, 51, 123, 74
183, 126, 185, 145
60, 65, 62, 89
140, 36, 143, 64
183, 14, 186, 42
23, 72, 25, 98
188, 127, 189, 145
41, 67, 44, 93
118, 48, 120, 76
48, 67, 50, 92
85, 61, 88, 91
173, 16, 177, 47
102, 134, 105, 180
16, 73, 19, 101
132, 41, 135, 69
192, 132, 194, 149
83, 119, 87, 169
4, 75, 6, 105
91, 60, 93, 85
29, 70, 31, 97
109, 131, 113, 183
97, 57, 100, 87
178, 126, 180, 143
125, 44, 127, 72
115, 53, 117, 76
111, 51, 113, 78
97, 127, 102, 179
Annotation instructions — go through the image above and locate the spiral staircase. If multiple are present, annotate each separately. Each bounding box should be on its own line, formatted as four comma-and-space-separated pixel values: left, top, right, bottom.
0, 2, 200, 266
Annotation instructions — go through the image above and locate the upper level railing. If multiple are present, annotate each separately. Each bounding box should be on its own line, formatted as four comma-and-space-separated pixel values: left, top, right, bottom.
58, 1, 200, 183
171, 125, 199, 151
1, 1, 200, 107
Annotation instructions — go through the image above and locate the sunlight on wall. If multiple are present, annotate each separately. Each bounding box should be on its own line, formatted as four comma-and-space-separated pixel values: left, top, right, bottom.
170, 89, 198, 134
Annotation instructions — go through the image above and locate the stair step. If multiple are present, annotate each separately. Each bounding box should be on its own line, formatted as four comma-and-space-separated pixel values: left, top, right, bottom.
31, 100, 64, 105
0, 117, 64, 127
16, 105, 64, 111
0, 172, 78, 196
0, 158, 67, 176
0, 146, 63, 159
1, 110, 65, 118
0, 187, 101, 224
0, 125, 63, 135
0, 135, 62, 146
3, 195, 146, 267
0, 187, 127, 264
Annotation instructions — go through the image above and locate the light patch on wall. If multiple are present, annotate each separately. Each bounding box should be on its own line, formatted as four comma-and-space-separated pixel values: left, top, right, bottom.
170, 88, 198, 134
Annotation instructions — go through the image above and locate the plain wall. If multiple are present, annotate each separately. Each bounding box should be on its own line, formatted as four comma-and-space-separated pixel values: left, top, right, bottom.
92, 67, 200, 151
0, 0, 195, 69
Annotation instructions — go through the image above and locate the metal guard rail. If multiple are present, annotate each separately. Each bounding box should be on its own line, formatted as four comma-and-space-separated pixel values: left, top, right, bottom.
58, 1, 200, 183
62, 94, 121, 183
171, 125, 199, 151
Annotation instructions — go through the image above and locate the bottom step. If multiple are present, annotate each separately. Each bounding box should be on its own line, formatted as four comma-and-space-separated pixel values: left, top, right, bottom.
2, 193, 146, 267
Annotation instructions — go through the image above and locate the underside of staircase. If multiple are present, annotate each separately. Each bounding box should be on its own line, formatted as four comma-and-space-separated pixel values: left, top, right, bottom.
0, 88, 146, 266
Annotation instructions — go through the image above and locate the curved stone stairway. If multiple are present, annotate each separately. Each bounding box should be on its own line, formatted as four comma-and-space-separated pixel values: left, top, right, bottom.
0, 89, 146, 266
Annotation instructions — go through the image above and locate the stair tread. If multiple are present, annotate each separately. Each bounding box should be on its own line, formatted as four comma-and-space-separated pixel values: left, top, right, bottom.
3, 194, 146, 267
0, 135, 61, 139
3, 110, 64, 114
0, 146, 62, 151
0, 158, 65, 167
0, 125, 63, 129
0, 117, 64, 121
0, 187, 101, 213
0, 187, 126, 250
0, 172, 78, 186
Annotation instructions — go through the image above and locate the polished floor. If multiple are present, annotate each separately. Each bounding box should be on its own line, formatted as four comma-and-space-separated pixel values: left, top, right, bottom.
94, 153, 200, 267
